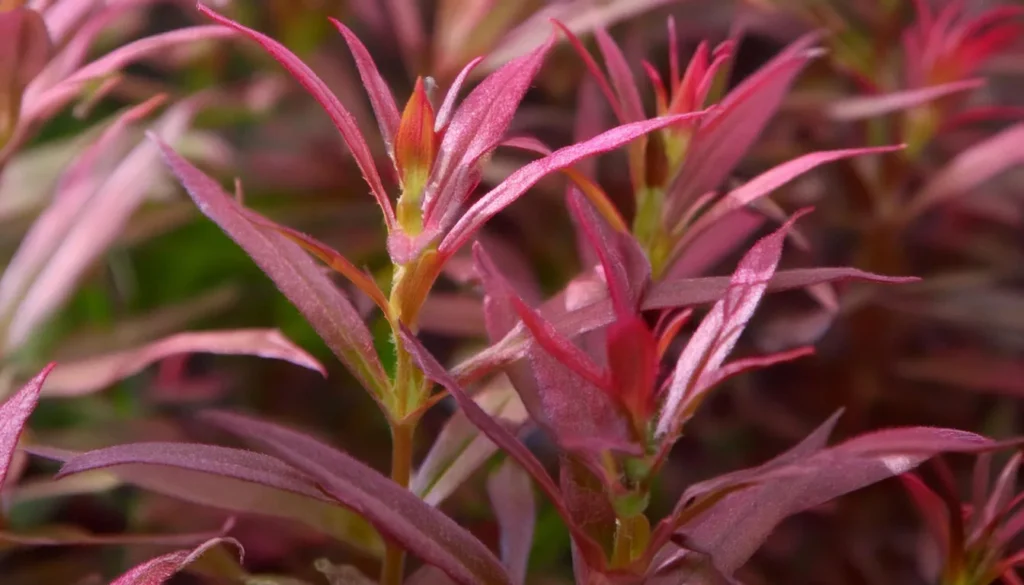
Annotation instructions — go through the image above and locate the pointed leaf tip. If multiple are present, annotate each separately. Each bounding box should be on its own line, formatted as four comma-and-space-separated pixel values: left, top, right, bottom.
0, 363, 55, 490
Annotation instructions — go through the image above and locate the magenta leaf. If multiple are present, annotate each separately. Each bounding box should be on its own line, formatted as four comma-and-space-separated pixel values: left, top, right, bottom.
110, 536, 242, 585
197, 4, 394, 228
666, 33, 822, 218
399, 328, 607, 567
0, 364, 55, 490
199, 410, 512, 585
153, 138, 389, 398
487, 459, 536, 585
441, 111, 708, 257
656, 210, 811, 438
40, 329, 325, 397
593, 28, 645, 124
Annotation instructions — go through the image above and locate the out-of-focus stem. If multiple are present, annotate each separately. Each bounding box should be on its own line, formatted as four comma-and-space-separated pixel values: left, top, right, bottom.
380, 421, 415, 585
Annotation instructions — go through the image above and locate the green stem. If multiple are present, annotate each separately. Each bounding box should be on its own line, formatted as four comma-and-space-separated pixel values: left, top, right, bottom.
610, 514, 650, 569
380, 421, 415, 585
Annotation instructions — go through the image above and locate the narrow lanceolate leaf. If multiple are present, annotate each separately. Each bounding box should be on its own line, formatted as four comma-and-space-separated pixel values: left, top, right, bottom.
198, 411, 512, 585
677, 145, 905, 247
0, 7, 50, 140
0, 364, 55, 490
905, 122, 1024, 219
663, 424, 993, 576
666, 33, 822, 219
196, 5, 394, 228
421, 36, 556, 234
328, 18, 400, 152
39, 329, 325, 397
110, 537, 242, 585
412, 375, 528, 507
441, 111, 708, 257
487, 460, 536, 585
656, 210, 811, 439
153, 139, 389, 398
35, 445, 382, 557
453, 266, 918, 387
825, 79, 985, 121
400, 329, 607, 567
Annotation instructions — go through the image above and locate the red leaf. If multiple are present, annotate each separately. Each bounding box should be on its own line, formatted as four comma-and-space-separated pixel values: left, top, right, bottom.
666, 33, 822, 220
110, 537, 242, 585
441, 111, 708, 258
0, 364, 55, 490
39, 329, 325, 397
200, 410, 511, 585
197, 5, 394, 228
900, 474, 953, 557
153, 138, 389, 398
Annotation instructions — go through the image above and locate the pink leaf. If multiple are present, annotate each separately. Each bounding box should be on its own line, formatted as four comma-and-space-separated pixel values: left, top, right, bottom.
900, 474, 952, 557
22, 25, 234, 131
593, 27, 645, 123
656, 210, 811, 438
110, 536, 242, 585
487, 459, 535, 585
329, 18, 400, 152
0, 7, 50, 112
200, 410, 511, 585
677, 145, 905, 248
666, 33, 822, 219
197, 4, 394, 228
400, 328, 607, 567
906, 122, 1024, 219
154, 138, 389, 398
421, 36, 556, 239
40, 329, 325, 397
826, 79, 985, 121
435, 57, 484, 133
441, 111, 708, 257
0, 364, 55, 490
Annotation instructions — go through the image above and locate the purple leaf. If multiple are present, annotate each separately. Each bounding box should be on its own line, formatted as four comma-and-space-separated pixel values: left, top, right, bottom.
153, 138, 389, 398
0, 364, 55, 490
35, 445, 383, 556
199, 410, 512, 585
487, 459, 536, 585
197, 4, 394, 228
110, 536, 242, 585
0, 518, 234, 548
666, 33, 822, 219
399, 328, 607, 567
656, 210, 811, 438
441, 111, 708, 257
40, 329, 325, 397
329, 18, 400, 153
660, 423, 993, 576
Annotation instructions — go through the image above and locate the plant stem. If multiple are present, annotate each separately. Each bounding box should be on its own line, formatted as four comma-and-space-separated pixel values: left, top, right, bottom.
380, 421, 415, 585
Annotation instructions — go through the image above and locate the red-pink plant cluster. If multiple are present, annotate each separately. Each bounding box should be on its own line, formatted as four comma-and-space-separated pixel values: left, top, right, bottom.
0, 1, 1023, 584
